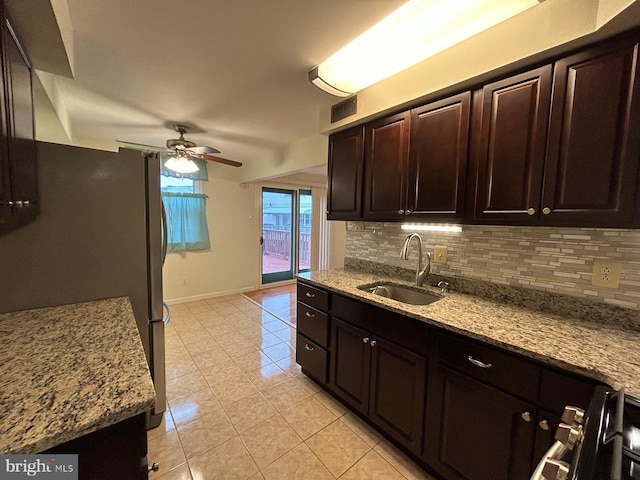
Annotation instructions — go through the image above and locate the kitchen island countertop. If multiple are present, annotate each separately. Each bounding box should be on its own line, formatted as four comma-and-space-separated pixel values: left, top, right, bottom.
299, 268, 640, 397
0, 297, 155, 454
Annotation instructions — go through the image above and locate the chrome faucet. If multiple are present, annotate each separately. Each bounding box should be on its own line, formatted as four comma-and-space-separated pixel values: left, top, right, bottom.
400, 233, 431, 287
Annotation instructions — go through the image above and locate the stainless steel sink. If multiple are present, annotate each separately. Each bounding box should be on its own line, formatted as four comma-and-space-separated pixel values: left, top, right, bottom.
358, 283, 442, 305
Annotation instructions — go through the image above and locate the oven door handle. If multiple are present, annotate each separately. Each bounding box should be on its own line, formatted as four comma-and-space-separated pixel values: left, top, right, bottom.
530, 441, 570, 480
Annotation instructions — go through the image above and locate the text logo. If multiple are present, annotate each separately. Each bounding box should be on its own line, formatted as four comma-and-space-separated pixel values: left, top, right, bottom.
0, 455, 78, 480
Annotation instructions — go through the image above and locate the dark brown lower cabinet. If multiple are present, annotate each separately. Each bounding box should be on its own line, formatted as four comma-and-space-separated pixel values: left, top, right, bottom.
329, 318, 371, 414
43, 413, 148, 480
329, 317, 427, 454
297, 281, 603, 480
425, 367, 535, 480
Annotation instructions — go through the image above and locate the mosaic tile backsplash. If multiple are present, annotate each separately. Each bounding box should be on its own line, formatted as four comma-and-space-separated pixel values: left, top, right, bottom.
344, 223, 640, 310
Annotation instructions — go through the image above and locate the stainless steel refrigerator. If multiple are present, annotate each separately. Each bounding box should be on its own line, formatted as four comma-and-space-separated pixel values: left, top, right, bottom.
0, 141, 167, 428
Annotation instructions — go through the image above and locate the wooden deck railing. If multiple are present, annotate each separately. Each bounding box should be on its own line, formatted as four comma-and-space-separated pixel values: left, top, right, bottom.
263, 229, 310, 267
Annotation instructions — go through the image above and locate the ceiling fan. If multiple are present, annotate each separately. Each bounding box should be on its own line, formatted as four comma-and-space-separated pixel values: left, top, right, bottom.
117, 124, 242, 173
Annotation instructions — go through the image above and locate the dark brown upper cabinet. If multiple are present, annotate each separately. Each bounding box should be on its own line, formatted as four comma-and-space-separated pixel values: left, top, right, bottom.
327, 126, 364, 220
327, 125, 364, 221
473, 33, 640, 227
472, 65, 553, 224
409, 92, 470, 220
363, 111, 410, 220
362, 93, 470, 222
327, 29, 640, 228
541, 37, 640, 227
0, 10, 38, 226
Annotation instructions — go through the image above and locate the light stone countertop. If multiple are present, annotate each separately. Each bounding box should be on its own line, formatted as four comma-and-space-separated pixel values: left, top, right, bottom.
299, 269, 640, 397
0, 297, 156, 454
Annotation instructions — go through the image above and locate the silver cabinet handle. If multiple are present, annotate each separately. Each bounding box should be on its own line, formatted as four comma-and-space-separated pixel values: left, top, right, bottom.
305, 311, 315, 318
521, 411, 532, 422
23, 200, 30, 207
370, 340, 377, 347
304, 343, 314, 351
539, 419, 550, 431
398, 209, 404, 215
363, 337, 369, 344
542, 207, 551, 215
405, 210, 411, 215
527, 208, 536, 215
305, 292, 315, 298
467, 356, 492, 369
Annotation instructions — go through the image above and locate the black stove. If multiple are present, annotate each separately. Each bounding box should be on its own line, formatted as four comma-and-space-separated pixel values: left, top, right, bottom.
533, 387, 640, 480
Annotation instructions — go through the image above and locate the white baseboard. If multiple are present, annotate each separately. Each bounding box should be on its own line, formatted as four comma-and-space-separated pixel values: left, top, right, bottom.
164, 286, 257, 305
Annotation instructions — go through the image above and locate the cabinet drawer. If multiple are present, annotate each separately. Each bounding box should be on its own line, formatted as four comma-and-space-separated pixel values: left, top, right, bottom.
297, 302, 329, 347
296, 333, 328, 384
297, 282, 329, 312
437, 333, 541, 401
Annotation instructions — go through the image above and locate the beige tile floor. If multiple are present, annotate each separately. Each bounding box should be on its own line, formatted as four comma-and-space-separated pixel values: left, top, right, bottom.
148, 293, 436, 480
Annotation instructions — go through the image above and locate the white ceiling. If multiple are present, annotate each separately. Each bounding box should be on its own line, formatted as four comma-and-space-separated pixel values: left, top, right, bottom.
19, 0, 406, 177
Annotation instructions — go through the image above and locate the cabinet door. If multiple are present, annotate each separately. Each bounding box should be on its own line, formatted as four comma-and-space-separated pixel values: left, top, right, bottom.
408, 92, 470, 220
363, 111, 410, 220
0, 24, 8, 221
369, 336, 427, 454
542, 37, 640, 226
532, 410, 561, 468
327, 125, 364, 220
0, 17, 37, 224
329, 317, 371, 414
426, 367, 536, 480
473, 66, 552, 224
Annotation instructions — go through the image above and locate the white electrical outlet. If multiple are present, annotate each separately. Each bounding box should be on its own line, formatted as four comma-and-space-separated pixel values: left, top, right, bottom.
433, 246, 448, 264
591, 260, 621, 288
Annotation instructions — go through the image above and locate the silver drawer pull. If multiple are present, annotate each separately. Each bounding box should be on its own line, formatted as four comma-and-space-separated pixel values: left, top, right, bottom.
305, 292, 315, 298
304, 343, 314, 351
539, 419, 550, 430
467, 355, 492, 369
305, 311, 315, 318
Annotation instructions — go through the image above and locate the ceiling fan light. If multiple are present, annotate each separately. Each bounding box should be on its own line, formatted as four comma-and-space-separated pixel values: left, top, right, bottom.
164, 155, 200, 174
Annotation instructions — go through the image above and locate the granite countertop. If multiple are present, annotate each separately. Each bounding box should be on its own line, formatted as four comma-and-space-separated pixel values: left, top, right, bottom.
299, 268, 640, 397
0, 297, 156, 454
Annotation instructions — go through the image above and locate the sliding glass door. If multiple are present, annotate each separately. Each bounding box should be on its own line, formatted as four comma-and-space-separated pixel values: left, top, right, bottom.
298, 189, 312, 273
261, 187, 312, 284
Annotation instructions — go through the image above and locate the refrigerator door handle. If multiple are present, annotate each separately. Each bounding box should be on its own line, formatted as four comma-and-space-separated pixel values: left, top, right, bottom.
161, 201, 168, 265
162, 301, 171, 326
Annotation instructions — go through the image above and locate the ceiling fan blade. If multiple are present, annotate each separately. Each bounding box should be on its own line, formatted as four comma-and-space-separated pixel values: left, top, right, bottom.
116, 140, 168, 153
195, 153, 243, 167
187, 145, 221, 155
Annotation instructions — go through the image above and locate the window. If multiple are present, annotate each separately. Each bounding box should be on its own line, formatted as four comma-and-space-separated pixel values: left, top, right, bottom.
161, 174, 210, 253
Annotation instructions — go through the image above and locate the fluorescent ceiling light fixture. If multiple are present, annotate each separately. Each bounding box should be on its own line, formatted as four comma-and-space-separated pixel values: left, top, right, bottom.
164, 153, 199, 174
401, 224, 462, 233
310, 0, 541, 96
